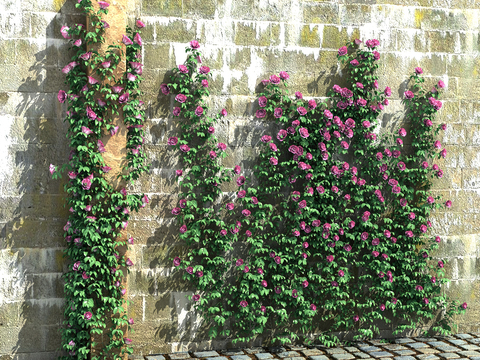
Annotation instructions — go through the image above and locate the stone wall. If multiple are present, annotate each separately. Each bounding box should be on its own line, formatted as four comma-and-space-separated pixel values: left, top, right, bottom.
1, 0, 480, 358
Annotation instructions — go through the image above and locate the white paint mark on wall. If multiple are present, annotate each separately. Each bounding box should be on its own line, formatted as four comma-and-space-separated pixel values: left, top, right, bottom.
245, 48, 265, 93
0, 114, 15, 195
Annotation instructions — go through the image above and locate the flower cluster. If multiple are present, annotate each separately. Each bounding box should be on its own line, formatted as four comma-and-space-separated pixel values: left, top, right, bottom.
168, 40, 465, 347
52, 3, 148, 358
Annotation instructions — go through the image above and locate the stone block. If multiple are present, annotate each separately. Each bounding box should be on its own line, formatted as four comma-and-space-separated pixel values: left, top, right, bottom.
142, 0, 183, 17
322, 25, 360, 50
230, 0, 281, 22
339, 4, 372, 25
303, 2, 339, 24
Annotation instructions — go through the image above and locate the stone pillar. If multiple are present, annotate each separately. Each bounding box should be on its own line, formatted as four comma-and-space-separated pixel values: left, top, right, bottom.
86, 1, 129, 359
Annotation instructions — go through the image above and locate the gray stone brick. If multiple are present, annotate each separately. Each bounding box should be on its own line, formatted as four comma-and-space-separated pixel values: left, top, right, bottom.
362, 347, 383, 353
207, 357, 227, 360
193, 352, 219, 358
416, 356, 440, 360
326, 349, 347, 354
407, 344, 430, 349
456, 335, 474, 340
278, 351, 301, 358
230, 356, 250, 360
331, 354, 355, 360
356, 353, 374, 359
246, 348, 266, 355
435, 347, 461, 353
256, 354, 274, 360
370, 352, 394, 358
449, 341, 468, 346
308, 356, 329, 360
394, 351, 416, 356
396, 339, 415, 345
394, 357, 416, 360
459, 345, 480, 351
437, 354, 460, 359
458, 351, 480, 357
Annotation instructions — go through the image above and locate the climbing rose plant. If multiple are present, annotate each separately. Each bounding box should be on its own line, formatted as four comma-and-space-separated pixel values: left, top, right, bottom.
50, 0, 148, 358
166, 39, 466, 346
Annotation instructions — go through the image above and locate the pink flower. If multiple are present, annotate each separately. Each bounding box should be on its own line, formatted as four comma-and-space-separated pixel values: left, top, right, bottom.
462, 302, 467, 309
327, 255, 334, 262
269, 157, 278, 165
438, 80, 445, 88
136, 19, 145, 28
350, 59, 359, 66
193, 294, 200, 301
187, 39, 200, 49
397, 162, 406, 171
122, 35, 133, 45
373, 51, 380, 61
404, 91, 414, 99
256, 109, 266, 118
274, 286, 281, 294
260, 305, 266, 312
372, 251, 379, 257
242, 209, 251, 217
308, 99, 317, 109
180, 145, 190, 152
279, 71, 289, 80
405, 230, 414, 238
194, 106, 204, 117
84, 312, 92, 320
168, 137, 178, 146
274, 108, 283, 118
295, 91, 303, 99
415, 67, 423, 75
226, 203, 234, 211
299, 127, 309, 138
118, 91, 129, 103
236, 176, 245, 186
173, 257, 181, 266
60, 26, 71, 39
79, 52, 92, 60
199, 66, 210, 74
338, 46, 348, 56
445, 200, 452, 208
297, 107, 307, 116
233, 165, 241, 174
134, 33, 143, 46
179, 224, 187, 233
98, 1, 109, 9
379, 304, 386, 311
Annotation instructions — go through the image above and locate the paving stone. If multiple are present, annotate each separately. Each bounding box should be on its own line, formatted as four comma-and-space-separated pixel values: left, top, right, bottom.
331, 354, 355, 360
345, 347, 360, 353
222, 349, 245, 356
449, 341, 468, 346
255, 354, 273, 360
396, 339, 415, 345
458, 351, 480, 357
416, 355, 440, 360
437, 354, 460, 359
408, 344, 430, 349
428, 342, 449, 348
193, 352, 220, 358
230, 356, 251, 360
362, 347, 382, 353
370, 352, 394, 358
207, 357, 227, 360
394, 351, 416, 356
416, 339, 439, 343
356, 353, 373, 359
246, 349, 266, 355
308, 356, 329, 360
278, 352, 301, 358
384, 345, 408, 351
417, 349, 440, 355
435, 347, 461, 353
169, 352, 191, 360
459, 346, 480, 351
358, 343, 372, 347
469, 340, 480, 344
146, 356, 166, 360
456, 335, 474, 340
394, 357, 416, 360
326, 349, 347, 354
287, 358, 304, 360
302, 350, 324, 356
270, 348, 287, 354
469, 357, 480, 360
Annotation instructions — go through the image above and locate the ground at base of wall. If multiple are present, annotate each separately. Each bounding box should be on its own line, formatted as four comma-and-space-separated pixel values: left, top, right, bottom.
131, 333, 480, 360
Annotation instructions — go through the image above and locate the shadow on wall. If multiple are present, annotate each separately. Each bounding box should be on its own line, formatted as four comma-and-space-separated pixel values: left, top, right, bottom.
0, 1, 81, 357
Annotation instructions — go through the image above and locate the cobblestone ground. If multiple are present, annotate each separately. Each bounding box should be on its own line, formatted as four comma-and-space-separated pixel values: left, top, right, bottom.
131, 334, 480, 360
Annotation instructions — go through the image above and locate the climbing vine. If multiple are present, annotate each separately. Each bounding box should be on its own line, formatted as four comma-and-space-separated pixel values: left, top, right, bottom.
50, 0, 148, 358
166, 40, 466, 346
